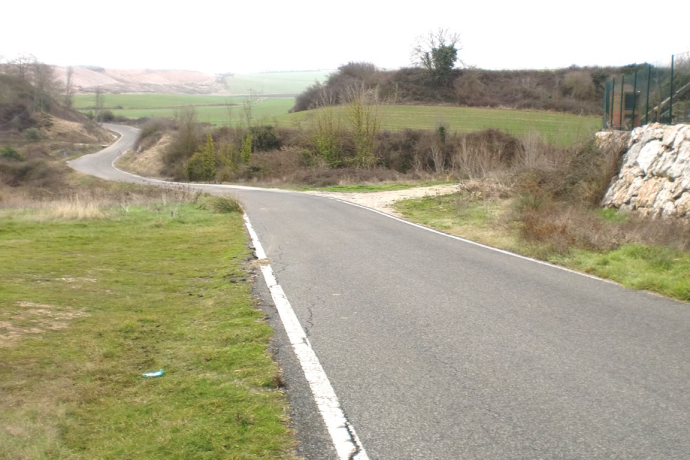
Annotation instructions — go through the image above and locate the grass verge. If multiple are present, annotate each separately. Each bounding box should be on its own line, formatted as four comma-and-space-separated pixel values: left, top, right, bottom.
0, 202, 295, 459
395, 192, 690, 302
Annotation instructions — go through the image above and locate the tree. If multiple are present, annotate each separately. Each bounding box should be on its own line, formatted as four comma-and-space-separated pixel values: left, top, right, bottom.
412, 29, 462, 85
9, 54, 36, 81
31, 62, 60, 112
185, 133, 216, 181
94, 87, 105, 122
64, 66, 74, 107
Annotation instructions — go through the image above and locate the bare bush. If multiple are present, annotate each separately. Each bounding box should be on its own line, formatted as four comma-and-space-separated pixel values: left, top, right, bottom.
448, 129, 523, 179
162, 108, 203, 179
136, 118, 175, 150
345, 84, 380, 168
562, 71, 595, 100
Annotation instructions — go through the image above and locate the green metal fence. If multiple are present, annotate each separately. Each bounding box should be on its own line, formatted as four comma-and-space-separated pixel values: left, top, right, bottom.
602, 51, 690, 130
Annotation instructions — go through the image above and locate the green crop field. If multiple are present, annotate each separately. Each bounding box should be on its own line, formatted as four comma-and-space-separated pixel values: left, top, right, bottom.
277, 105, 601, 145
73, 94, 296, 126
73, 94, 248, 109
224, 70, 331, 95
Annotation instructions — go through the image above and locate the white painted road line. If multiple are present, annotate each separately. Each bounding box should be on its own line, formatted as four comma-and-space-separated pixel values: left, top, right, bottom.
244, 214, 369, 460
242, 214, 267, 260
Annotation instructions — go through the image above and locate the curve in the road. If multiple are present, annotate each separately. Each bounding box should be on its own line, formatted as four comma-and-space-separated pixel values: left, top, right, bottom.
70, 125, 690, 460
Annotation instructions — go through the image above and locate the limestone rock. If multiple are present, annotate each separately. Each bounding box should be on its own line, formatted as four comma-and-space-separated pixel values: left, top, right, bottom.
602, 123, 690, 219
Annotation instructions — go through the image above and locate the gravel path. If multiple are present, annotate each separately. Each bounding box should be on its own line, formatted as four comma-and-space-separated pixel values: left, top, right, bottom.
304, 183, 461, 216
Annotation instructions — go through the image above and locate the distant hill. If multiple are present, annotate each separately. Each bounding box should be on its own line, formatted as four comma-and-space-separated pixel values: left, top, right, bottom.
53, 67, 228, 95
53, 67, 332, 96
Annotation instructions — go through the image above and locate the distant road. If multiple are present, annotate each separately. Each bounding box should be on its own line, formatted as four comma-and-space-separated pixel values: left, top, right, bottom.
70, 125, 690, 459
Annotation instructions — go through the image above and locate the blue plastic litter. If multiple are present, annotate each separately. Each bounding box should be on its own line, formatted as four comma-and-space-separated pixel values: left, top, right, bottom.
142, 369, 164, 378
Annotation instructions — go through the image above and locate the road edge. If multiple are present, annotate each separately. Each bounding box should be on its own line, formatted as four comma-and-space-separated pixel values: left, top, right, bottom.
243, 214, 369, 460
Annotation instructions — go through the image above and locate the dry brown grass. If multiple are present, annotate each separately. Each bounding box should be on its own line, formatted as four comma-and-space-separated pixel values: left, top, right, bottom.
515, 200, 690, 255
0, 301, 88, 347
42, 196, 106, 220
0, 184, 202, 222
46, 116, 114, 144
116, 133, 171, 177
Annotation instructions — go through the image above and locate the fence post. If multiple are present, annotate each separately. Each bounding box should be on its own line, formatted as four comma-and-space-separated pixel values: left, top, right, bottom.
619, 75, 625, 129
631, 70, 638, 128
645, 64, 651, 125
603, 81, 609, 129
669, 54, 675, 124
611, 79, 615, 128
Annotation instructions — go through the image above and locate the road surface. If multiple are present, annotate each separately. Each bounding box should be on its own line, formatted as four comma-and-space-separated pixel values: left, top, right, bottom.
69, 125, 690, 459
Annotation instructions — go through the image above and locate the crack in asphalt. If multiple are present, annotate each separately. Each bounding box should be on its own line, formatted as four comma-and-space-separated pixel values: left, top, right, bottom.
343, 414, 364, 460
304, 303, 315, 338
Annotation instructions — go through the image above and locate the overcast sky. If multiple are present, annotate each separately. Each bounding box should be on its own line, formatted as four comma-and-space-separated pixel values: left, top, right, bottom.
3, 0, 688, 74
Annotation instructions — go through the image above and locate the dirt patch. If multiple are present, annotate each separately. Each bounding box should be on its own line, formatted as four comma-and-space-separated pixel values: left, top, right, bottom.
44, 116, 114, 144
116, 133, 171, 177
0, 301, 88, 346
305, 183, 462, 216
56, 277, 96, 283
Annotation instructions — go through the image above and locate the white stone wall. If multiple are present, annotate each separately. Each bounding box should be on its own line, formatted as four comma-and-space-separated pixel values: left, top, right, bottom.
602, 123, 690, 218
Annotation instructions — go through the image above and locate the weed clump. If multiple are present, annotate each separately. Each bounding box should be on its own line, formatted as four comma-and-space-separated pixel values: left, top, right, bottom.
207, 196, 242, 214
0, 146, 22, 161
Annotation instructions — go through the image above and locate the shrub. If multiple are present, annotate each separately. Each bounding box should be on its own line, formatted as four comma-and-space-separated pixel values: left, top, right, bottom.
292, 82, 325, 112
185, 133, 216, 182
562, 71, 595, 99
514, 139, 625, 206
162, 108, 203, 179
250, 125, 281, 151
207, 196, 242, 214
99, 110, 115, 123
136, 118, 173, 150
310, 106, 345, 167
0, 146, 22, 161
0, 102, 36, 130
292, 65, 622, 115
25, 128, 41, 141
240, 134, 252, 164
0, 158, 63, 188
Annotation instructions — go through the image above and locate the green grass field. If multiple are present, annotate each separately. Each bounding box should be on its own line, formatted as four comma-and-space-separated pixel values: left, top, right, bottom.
278, 105, 601, 145
0, 199, 295, 459
73, 94, 249, 109
73, 93, 600, 144
73, 94, 296, 126
224, 71, 331, 95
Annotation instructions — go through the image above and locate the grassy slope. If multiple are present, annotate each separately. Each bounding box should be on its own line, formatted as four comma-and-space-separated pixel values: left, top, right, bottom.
394, 193, 690, 302
278, 105, 601, 145
0, 204, 294, 459
73, 93, 599, 144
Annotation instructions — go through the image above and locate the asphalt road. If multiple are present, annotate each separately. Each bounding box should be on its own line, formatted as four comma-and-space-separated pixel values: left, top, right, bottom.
70, 125, 690, 459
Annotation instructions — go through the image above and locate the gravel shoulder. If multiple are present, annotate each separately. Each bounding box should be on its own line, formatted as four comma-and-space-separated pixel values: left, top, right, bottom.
304, 183, 461, 216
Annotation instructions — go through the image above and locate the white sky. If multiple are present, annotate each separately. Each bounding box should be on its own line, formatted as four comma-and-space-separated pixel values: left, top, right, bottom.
2, 0, 689, 74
